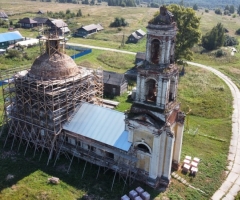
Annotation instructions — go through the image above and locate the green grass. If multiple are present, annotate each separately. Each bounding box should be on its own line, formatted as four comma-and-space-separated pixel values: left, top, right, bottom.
75, 49, 135, 73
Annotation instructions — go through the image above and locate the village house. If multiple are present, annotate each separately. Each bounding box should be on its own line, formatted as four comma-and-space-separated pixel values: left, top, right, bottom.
127, 29, 146, 43
33, 17, 49, 27
46, 19, 70, 35
0, 31, 24, 49
135, 52, 146, 64
75, 24, 104, 37
18, 18, 38, 28
103, 71, 128, 97
0, 10, 8, 19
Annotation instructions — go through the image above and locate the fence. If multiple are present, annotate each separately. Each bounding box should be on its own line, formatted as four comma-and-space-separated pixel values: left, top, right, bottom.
70, 49, 92, 60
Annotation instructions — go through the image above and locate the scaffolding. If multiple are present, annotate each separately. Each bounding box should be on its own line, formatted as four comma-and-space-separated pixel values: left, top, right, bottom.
1, 65, 103, 164
54, 130, 139, 190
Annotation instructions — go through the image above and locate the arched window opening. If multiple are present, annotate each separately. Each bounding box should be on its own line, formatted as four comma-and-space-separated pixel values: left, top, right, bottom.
169, 78, 176, 102
137, 144, 150, 154
151, 39, 161, 64
145, 79, 157, 103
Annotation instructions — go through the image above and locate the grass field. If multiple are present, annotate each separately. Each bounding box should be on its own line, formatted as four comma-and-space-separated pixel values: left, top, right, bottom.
0, 1, 239, 199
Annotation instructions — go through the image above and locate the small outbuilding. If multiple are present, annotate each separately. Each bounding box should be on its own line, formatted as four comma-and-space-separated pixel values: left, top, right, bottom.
18, 18, 38, 28
103, 71, 128, 97
0, 10, 8, 19
127, 29, 146, 43
75, 24, 104, 37
135, 52, 145, 64
0, 31, 24, 49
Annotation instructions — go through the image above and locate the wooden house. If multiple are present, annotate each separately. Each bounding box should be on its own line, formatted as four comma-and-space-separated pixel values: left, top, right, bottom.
33, 17, 48, 26
46, 19, 70, 35
127, 29, 146, 43
75, 24, 104, 37
103, 71, 128, 97
0, 31, 24, 49
18, 18, 38, 28
0, 10, 8, 19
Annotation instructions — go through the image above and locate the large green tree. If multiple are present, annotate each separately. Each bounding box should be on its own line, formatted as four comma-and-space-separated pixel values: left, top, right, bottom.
166, 4, 201, 61
202, 23, 225, 50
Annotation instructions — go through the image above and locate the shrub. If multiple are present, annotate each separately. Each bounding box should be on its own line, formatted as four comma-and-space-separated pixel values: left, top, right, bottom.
110, 17, 128, 27
6, 49, 22, 59
215, 8, 222, 15
205, 9, 209, 13
224, 35, 239, 46
215, 49, 225, 57
236, 28, 240, 35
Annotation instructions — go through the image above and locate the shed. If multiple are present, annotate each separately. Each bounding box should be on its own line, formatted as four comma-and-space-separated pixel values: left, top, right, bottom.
37, 10, 45, 14
75, 24, 104, 37
0, 31, 24, 49
135, 52, 145, 64
103, 71, 128, 97
127, 29, 146, 43
18, 18, 38, 28
0, 10, 8, 19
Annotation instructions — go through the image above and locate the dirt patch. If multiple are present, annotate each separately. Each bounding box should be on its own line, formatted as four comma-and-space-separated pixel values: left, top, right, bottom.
228, 67, 240, 75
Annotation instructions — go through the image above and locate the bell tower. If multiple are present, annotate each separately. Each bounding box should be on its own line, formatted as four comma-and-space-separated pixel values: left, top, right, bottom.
126, 6, 185, 187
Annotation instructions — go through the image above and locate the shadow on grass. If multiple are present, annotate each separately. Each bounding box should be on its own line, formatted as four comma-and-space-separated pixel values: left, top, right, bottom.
0, 134, 160, 200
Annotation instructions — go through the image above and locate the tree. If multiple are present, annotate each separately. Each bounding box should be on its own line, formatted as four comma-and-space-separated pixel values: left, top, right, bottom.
236, 28, 240, 35
166, 4, 201, 60
193, 4, 198, 10
224, 5, 230, 11
76, 9, 82, 17
202, 23, 225, 50
229, 5, 235, 14
215, 8, 222, 15
238, 5, 240, 15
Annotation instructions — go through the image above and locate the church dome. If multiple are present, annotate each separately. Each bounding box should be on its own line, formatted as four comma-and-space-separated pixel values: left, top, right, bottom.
29, 52, 80, 80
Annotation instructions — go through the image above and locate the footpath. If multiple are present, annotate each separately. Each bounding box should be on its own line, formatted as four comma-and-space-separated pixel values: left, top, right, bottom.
188, 62, 240, 200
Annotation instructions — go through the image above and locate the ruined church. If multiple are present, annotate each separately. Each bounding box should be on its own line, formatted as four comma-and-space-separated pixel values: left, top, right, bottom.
2, 6, 184, 188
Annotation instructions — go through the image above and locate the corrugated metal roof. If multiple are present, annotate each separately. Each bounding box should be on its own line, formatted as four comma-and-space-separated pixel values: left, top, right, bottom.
0, 31, 23, 43
63, 103, 132, 151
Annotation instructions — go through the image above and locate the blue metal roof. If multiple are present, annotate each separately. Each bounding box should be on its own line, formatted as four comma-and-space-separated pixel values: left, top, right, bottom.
63, 103, 132, 151
0, 31, 23, 43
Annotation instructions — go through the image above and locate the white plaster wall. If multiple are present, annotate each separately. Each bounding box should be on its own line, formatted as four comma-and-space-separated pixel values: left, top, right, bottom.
158, 132, 166, 177
149, 135, 161, 179
173, 123, 184, 163
162, 135, 174, 179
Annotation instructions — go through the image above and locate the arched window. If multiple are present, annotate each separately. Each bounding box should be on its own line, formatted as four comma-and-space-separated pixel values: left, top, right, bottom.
136, 144, 150, 154
151, 39, 161, 64
145, 79, 157, 103
169, 77, 176, 102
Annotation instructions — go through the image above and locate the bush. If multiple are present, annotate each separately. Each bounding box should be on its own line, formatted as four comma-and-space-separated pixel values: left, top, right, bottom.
215, 8, 222, 15
215, 49, 225, 57
224, 35, 239, 46
6, 49, 22, 59
205, 9, 209, 13
236, 28, 240, 35
110, 17, 128, 27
